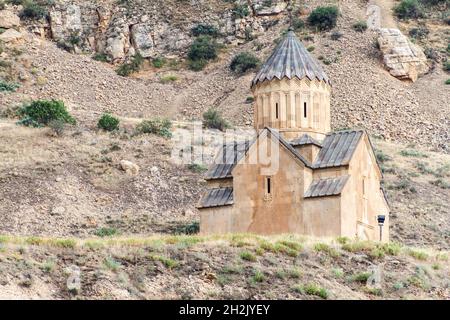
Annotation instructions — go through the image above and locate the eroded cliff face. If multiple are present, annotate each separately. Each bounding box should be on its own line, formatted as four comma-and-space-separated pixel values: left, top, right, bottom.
19, 0, 290, 61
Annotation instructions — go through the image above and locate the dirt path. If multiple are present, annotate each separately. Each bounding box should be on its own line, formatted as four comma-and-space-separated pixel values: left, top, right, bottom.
367, 0, 397, 29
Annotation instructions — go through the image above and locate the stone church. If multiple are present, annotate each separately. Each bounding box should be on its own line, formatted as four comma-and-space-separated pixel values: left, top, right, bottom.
197, 31, 390, 241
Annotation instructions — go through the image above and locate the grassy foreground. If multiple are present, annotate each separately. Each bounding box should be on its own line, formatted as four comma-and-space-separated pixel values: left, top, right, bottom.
0, 234, 448, 300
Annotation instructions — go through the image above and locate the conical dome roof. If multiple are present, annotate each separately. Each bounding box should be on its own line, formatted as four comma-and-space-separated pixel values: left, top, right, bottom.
252, 31, 330, 87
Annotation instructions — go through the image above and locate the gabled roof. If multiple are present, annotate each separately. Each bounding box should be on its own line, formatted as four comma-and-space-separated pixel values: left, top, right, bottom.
290, 134, 322, 147
304, 175, 350, 198
252, 30, 330, 87
205, 128, 313, 181
197, 187, 233, 209
204, 141, 251, 180
312, 130, 364, 169
265, 128, 313, 168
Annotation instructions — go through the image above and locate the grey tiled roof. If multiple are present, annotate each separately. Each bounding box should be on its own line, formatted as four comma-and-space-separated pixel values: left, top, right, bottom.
204, 141, 250, 180
197, 187, 234, 209
290, 134, 322, 147
304, 175, 350, 198
205, 128, 314, 181
252, 31, 330, 87
313, 130, 364, 169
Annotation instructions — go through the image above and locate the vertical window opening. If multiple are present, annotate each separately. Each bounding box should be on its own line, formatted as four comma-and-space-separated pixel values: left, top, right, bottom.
303, 102, 307, 118
266, 177, 271, 194
275, 103, 279, 119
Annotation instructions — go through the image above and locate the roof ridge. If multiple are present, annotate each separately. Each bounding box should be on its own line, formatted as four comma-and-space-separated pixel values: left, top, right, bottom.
252, 31, 330, 87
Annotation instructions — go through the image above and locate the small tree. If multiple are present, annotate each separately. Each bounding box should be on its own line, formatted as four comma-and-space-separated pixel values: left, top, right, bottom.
393, 0, 424, 20
230, 52, 260, 74
191, 24, 219, 37
97, 113, 120, 131
135, 118, 172, 138
232, 4, 250, 19
18, 99, 76, 127
187, 36, 218, 71
116, 53, 144, 77
20, 1, 48, 20
353, 21, 368, 32
307, 6, 339, 31
203, 108, 230, 131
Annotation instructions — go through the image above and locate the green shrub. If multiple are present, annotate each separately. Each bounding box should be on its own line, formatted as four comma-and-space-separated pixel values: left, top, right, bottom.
292, 17, 305, 31
251, 269, 265, 283
51, 239, 76, 249
0, 80, 20, 92
160, 74, 178, 83
116, 53, 144, 76
97, 113, 120, 131
95, 227, 118, 237
303, 283, 329, 299
350, 271, 371, 282
407, 249, 429, 260
307, 6, 339, 31
175, 222, 200, 235
18, 100, 76, 127
240, 251, 256, 262
445, 79, 450, 85
191, 24, 219, 37
232, 4, 250, 19
419, 0, 447, 6
187, 36, 218, 71
20, 0, 48, 20
409, 26, 429, 39
135, 118, 172, 138
313, 243, 340, 257
307, 45, 315, 52
151, 255, 179, 269
104, 257, 121, 271
230, 52, 260, 74
48, 118, 66, 136
375, 150, 392, 163
203, 108, 230, 131
430, 178, 450, 189
444, 61, 450, 72
400, 149, 428, 157
152, 56, 166, 68
93, 53, 108, 62
353, 20, 368, 32
393, 0, 424, 20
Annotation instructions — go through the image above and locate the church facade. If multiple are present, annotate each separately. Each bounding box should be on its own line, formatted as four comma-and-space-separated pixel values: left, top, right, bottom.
197, 31, 390, 241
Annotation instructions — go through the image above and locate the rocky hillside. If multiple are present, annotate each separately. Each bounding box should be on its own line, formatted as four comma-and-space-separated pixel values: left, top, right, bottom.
0, 0, 449, 150
0, 0, 449, 300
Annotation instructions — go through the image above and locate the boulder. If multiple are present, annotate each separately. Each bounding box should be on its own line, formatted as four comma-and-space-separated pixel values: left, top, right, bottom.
366, 265, 383, 290
252, 0, 287, 16
130, 23, 154, 58
377, 28, 429, 82
49, 5, 82, 42
106, 26, 129, 60
0, 10, 20, 29
120, 160, 139, 175
0, 28, 23, 43
66, 265, 81, 295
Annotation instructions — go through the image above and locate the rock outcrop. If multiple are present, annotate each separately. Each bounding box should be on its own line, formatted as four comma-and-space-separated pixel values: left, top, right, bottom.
0, 10, 20, 29
0, 28, 23, 43
252, 0, 288, 16
16, 0, 290, 61
120, 160, 140, 175
377, 28, 429, 82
